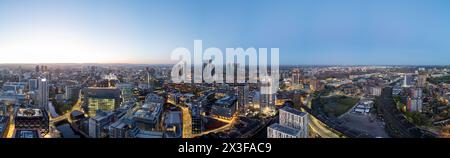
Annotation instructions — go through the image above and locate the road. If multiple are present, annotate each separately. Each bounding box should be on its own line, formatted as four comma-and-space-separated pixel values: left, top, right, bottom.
307, 114, 341, 138
5, 108, 15, 138
181, 106, 192, 138
377, 86, 434, 138
302, 96, 342, 138
50, 90, 83, 124
196, 115, 238, 137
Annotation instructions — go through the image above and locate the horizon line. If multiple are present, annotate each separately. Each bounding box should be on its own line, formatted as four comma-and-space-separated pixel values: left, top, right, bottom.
0, 63, 449, 67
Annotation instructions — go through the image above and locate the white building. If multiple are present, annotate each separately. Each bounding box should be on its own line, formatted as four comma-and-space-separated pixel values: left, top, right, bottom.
369, 87, 382, 96
279, 107, 308, 137
408, 98, 423, 112
267, 123, 302, 138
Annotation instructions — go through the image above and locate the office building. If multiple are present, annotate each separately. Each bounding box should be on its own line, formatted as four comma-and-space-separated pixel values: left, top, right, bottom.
236, 84, 249, 115
28, 79, 38, 91
0, 115, 9, 138
88, 110, 116, 138
84, 87, 122, 117
14, 108, 49, 136
109, 119, 133, 138
37, 78, 49, 110
128, 128, 163, 138
210, 96, 237, 120
65, 85, 80, 102
0, 104, 6, 116
116, 83, 134, 101
133, 94, 163, 130
13, 130, 41, 138
191, 104, 203, 134
163, 111, 182, 138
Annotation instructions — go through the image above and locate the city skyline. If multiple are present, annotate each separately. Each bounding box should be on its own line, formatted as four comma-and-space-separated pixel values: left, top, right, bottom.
1, 0, 450, 65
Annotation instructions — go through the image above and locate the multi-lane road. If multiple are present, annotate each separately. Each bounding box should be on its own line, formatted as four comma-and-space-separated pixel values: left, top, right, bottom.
377, 86, 435, 138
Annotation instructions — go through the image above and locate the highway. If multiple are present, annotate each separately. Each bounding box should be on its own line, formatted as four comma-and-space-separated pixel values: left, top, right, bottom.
377, 86, 434, 138
301, 95, 342, 138
308, 114, 341, 138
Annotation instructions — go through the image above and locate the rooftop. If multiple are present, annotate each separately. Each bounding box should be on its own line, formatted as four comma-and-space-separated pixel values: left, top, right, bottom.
84, 87, 121, 99
14, 130, 40, 138
164, 111, 182, 125
280, 107, 307, 117
16, 108, 44, 117
268, 123, 301, 136
215, 95, 237, 107
145, 93, 164, 103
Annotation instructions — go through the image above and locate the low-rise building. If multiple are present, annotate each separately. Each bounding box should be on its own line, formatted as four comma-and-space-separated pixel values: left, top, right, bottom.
109, 119, 133, 138
163, 111, 182, 138
210, 96, 237, 120
84, 87, 122, 117
14, 108, 49, 136
88, 110, 116, 138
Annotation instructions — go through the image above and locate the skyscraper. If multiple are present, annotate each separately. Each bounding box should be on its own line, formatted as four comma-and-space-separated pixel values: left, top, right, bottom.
28, 79, 38, 91
279, 107, 309, 138
259, 77, 277, 115
417, 74, 427, 88
37, 78, 49, 110
268, 107, 309, 138
291, 68, 301, 85
236, 84, 249, 116
309, 79, 322, 92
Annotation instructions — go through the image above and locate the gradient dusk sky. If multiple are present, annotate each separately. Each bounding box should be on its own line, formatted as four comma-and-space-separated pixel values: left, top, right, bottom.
0, 0, 449, 65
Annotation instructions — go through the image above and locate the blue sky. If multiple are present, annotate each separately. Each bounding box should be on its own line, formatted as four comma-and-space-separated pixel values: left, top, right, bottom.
0, 0, 449, 65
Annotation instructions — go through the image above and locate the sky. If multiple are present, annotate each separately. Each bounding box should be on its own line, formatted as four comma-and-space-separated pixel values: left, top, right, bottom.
0, 0, 449, 65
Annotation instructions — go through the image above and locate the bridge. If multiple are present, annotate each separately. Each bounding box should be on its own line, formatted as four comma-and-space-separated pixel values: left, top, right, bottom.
49, 91, 84, 125
50, 114, 70, 124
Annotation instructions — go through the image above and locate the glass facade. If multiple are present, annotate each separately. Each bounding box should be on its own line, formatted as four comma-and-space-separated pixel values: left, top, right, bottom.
88, 98, 116, 117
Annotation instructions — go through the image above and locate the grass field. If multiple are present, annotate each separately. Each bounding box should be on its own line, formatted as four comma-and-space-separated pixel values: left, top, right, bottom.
316, 95, 359, 118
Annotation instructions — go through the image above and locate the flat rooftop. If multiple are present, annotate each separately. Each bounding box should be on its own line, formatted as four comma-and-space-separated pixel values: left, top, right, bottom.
84, 87, 121, 99
281, 107, 307, 117
16, 108, 44, 117
15, 130, 40, 138
215, 96, 237, 107
268, 123, 301, 136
